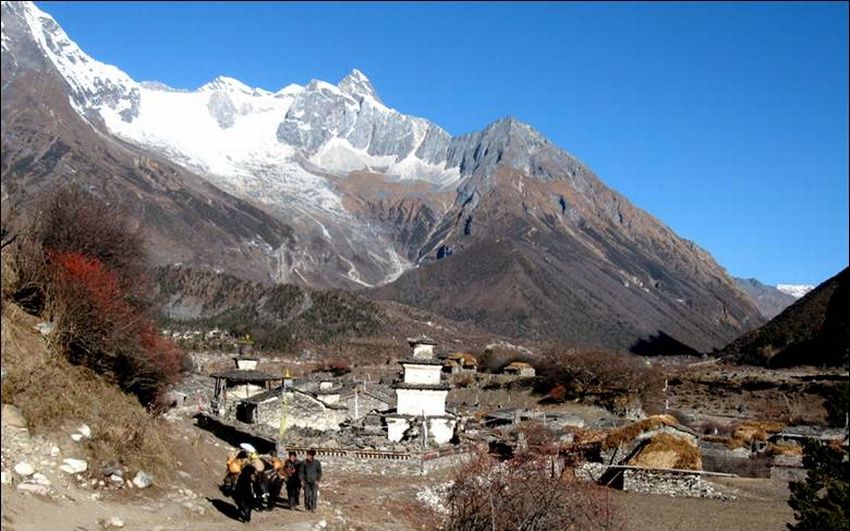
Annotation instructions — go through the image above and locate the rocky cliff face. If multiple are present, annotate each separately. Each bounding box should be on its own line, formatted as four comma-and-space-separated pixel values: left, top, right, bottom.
2, 1, 764, 351
734, 277, 799, 319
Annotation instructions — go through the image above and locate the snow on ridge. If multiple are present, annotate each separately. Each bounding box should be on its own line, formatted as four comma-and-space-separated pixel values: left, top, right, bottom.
776, 284, 815, 299
16, 0, 460, 192
19, 1, 138, 115
309, 136, 459, 188
276, 83, 304, 96
198, 75, 255, 94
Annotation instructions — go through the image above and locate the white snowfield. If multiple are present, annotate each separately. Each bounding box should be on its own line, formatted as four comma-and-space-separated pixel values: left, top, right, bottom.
12, 1, 464, 286
776, 284, 815, 299
16, 1, 459, 196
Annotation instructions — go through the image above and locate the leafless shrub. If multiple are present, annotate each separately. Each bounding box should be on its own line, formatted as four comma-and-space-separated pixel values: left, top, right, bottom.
445, 449, 626, 531
537, 347, 663, 410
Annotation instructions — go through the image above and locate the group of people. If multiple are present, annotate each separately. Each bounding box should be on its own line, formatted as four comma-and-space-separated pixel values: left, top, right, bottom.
223, 443, 323, 523
279, 448, 323, 513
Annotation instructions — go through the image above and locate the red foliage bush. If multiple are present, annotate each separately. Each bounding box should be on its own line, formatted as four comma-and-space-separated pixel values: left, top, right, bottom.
6, 187, 187, 406
47, 249, 183, 403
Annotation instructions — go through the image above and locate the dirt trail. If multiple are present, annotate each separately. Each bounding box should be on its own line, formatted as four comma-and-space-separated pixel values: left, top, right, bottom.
1, 411, 436, 531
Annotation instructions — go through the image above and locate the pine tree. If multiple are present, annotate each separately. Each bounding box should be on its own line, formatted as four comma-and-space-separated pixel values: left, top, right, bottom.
787, 440, 849, 531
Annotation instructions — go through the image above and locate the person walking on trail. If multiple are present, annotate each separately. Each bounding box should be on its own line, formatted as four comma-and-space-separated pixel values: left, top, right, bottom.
284, 450, 302, 510
233, 463, 259, 523
301, 449, 322, 513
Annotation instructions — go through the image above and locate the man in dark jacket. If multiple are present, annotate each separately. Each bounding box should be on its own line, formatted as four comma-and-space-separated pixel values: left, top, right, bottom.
301, 449, 322, 512
233, 463, 258, 523
284, 450, 302, 510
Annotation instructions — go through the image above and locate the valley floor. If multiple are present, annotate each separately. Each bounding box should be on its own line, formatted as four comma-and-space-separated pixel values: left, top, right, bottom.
2, 413, 795, 531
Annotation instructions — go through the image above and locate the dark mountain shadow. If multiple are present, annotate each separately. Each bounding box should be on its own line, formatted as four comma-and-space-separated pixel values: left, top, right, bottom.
630, 331, 701, 357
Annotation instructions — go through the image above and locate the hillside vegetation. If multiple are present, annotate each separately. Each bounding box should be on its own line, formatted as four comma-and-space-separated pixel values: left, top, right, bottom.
1, 187, 184, 476
154, 265, 384, 351
721, 267, 849, 368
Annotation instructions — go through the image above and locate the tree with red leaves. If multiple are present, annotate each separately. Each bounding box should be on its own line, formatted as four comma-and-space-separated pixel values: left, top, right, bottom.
11, 187, 185, 405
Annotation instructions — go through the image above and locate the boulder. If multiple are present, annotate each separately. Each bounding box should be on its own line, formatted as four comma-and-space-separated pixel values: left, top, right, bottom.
2, 404, 27, 428
101, 460, 121, 477
100, 516, 125, 528
132, 471, 153, 488
17, 482, 50, 495
31, 473, 51, 486
78, 424, 92, 439
62, 458, 88, 474
34, 322, 54, 336
14, 462, 35, 477
1, 470, 11, 484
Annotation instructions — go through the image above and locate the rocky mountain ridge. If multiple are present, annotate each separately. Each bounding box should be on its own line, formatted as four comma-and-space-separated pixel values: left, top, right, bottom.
1, 1, 764, 352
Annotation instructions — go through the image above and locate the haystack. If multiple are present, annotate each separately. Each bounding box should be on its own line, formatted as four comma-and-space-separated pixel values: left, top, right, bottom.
627, 433, 702, 470
732, 421, 785, 444
603, 414, 679, 449
448, 352, 478, 368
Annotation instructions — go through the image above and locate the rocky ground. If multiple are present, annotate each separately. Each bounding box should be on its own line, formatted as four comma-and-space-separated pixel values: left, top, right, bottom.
1, 405, 797, 531
1, 403, 441, 531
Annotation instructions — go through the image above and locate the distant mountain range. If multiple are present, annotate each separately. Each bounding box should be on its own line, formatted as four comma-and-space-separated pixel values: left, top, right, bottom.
734, 277, 799, 319
776, 284, 815, 299
723, 268, 848, 367
1, 1, 766, 353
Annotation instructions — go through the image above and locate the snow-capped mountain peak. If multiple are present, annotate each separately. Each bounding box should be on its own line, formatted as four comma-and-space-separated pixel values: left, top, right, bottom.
9, 0, 140, 121
198, 75, 255, 94
776, 284, 815, 299
338, 68, 381, 103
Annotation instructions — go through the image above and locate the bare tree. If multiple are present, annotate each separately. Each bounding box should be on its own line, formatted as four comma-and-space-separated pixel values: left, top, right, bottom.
445, 449, 626, 531
537, 347, 662, 410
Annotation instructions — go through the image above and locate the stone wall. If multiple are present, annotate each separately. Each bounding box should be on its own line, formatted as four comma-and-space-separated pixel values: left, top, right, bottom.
421, 448, 475, 475
770, 455, 805, 482
575, 462, 608, 482
318, 453, 422, 476
701, 441, 771, 477
621, 468, 734, 499
254, 391, 347, 432
770, 464, 805, 482
281, 447, 474, 476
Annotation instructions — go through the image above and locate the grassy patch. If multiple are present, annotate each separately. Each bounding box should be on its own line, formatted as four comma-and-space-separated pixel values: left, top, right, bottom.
1, 304, 174, 479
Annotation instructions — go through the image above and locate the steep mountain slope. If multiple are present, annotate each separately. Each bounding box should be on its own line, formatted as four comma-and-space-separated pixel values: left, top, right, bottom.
721, 267, 849, 367
372, 140, 762, 353
734, 277, 798, 319
1, 1, 764, 352
1, 2, 294, 283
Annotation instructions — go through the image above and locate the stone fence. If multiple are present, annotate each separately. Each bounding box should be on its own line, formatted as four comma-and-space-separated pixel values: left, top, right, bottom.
576, 462, 737, 500
196, 413, 474, 476
283, 444, 475, 476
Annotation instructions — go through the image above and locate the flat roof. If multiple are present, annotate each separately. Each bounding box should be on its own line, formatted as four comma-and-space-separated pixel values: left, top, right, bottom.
392, 382, 451, 391
210, 369, 280, 382
399, 358, 444, 366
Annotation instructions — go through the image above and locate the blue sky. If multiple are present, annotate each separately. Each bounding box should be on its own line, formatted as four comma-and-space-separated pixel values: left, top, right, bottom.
37, 1, 848, 286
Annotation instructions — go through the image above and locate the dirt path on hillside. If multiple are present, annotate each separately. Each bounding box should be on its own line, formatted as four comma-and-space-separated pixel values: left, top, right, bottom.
2, 413, 437, 531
